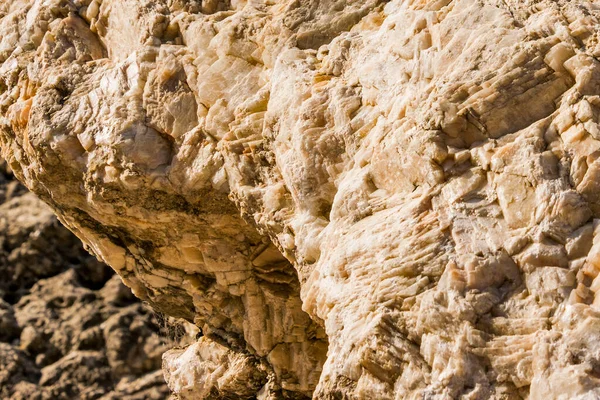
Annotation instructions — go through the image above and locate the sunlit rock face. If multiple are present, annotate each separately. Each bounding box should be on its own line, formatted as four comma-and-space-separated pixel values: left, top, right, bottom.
3, 0, 600, 398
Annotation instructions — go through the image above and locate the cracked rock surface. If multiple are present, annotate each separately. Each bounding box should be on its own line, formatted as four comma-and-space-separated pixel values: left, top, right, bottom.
0, 162, 175, 400
4, 0, 600, 398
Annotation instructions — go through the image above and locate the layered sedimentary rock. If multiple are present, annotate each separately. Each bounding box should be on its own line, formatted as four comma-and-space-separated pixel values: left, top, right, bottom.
0, 162, 178, 399
3, 0, 600, 398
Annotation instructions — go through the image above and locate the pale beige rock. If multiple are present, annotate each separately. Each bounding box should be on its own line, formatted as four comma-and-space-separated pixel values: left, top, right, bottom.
3, 0, 600, 398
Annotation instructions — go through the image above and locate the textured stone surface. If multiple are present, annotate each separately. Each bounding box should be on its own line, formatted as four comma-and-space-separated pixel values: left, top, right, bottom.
0, 163, 175, 400
3, 0, 600, 398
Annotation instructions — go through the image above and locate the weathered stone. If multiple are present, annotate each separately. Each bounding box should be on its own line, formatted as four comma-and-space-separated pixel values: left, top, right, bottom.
4, 0, 600, 398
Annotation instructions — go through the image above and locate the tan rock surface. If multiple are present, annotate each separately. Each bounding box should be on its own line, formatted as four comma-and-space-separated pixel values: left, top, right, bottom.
3, 0, 600, 398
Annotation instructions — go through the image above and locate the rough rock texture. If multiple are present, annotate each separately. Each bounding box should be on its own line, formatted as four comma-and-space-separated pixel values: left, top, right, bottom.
4, 0, 600, 398
0, 162, 175, 399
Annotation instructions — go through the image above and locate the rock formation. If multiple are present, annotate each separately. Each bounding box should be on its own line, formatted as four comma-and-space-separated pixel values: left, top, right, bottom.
3, 0, 600, 398
0, 162, 177, 399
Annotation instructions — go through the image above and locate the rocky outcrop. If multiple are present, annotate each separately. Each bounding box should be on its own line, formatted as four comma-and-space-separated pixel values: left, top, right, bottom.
0, 162, 175, 399
3, 0, 600, 398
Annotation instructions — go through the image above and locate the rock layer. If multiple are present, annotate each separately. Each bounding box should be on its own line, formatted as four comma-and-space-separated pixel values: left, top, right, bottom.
3, 0, 600, 398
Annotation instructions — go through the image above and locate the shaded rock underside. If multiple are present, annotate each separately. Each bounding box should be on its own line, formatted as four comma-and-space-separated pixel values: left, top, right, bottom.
0, 162, 178, 399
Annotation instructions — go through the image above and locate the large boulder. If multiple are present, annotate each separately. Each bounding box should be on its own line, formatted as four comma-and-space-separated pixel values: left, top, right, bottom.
3, 0, 600, 398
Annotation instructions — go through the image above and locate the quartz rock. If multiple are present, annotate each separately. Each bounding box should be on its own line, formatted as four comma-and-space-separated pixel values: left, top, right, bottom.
3, 0, 600, 398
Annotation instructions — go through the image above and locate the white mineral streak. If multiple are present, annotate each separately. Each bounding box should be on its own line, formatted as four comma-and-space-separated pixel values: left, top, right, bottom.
2, 0, 600, 398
